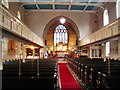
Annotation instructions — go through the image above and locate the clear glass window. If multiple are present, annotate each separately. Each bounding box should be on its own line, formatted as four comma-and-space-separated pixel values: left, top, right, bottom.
103, 9, 109, 26
116, 0, 120, 18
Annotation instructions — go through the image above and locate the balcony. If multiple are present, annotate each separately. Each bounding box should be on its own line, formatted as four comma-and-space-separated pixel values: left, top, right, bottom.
79, 18, 120, 46
0, 5, 44, 47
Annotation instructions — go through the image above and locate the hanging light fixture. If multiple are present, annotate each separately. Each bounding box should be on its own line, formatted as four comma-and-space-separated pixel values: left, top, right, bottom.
60, 17, 66, 24
60, 0, 66, 24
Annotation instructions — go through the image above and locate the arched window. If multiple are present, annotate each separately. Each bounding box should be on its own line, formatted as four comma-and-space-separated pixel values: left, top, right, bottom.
116, 0, 120, 18
54, 25, 68, 45
17, 11, 21, 19
103, 9, 109, 26
2, 0, 9, 8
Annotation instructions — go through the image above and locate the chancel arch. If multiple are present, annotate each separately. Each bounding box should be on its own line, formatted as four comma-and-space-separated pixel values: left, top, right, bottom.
43, 16, 80, 41
44, 16, 79, 57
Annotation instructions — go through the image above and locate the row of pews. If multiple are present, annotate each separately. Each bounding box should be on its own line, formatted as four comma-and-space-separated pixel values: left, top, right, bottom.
68, 57, 120, 90
2, 59, 58, 89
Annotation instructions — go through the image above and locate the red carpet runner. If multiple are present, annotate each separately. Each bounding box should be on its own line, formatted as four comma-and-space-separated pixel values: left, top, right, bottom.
58, 63, 82, 90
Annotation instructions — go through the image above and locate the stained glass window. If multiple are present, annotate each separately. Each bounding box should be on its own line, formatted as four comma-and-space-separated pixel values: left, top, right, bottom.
54, 25, 68, 44
116, 0, 120, 18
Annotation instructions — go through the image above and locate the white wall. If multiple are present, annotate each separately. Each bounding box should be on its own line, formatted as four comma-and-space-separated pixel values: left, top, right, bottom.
98, 2, 116, 29
25, 11, 98, 40
89, 13, 98, 34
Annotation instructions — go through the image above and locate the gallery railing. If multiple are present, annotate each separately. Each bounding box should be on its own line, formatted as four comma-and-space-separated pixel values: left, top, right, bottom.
79, 18, 120, 46
0, 5, 43, 46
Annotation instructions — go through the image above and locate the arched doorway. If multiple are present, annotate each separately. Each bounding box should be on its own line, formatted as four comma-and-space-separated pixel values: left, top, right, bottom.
44, 16, 79, 58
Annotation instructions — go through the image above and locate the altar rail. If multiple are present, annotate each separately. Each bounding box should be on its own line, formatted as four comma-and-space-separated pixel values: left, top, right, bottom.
79, 18, 120, 46
0, 5, 43, 46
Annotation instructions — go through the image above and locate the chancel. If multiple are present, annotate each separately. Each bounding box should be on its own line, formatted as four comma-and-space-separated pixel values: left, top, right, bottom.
0, 0, 120, 89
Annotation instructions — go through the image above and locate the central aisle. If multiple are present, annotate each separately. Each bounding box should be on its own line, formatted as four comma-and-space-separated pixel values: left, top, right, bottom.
58, 63, 82, 90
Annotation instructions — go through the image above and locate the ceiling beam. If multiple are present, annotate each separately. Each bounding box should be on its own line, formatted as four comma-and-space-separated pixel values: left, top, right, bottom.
33, 0, 40, 9
36, 4, 40, 9
52, 0, 55, 10
26, 9, 97, 13
21, 2, 103, 7
53, 4, 55, 10
83, 0, 92, 11
68, 0, 73, 10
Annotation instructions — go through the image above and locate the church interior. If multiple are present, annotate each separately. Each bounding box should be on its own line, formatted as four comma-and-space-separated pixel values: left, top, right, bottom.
0, 0, 120, 89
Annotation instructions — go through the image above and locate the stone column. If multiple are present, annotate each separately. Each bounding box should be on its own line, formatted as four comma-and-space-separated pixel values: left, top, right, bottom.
118, 17, 120, 60
16, 42, 21, 59
118, 38, 120, 60
0, 7, 3, 89
22, 43, 26, 62
93, 46, 96, 58
89, 46, 92, 58
33, 47, 35, 59
97, 45, 99, 58
39, 48, 41, 59
0, 29, 2, 70
0, 27, 2, 90
103, 43, 106, 62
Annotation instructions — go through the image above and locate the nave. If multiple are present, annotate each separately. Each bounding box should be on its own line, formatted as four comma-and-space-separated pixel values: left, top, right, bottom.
3, 58, 82, 89
0, 0, 120, 90
68, 57, 120, 89
3, 59, 58, 89
2, 57, 120, 89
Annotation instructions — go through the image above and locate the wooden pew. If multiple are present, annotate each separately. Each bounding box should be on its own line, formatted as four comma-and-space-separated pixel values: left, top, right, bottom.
2, 59, 58, 89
